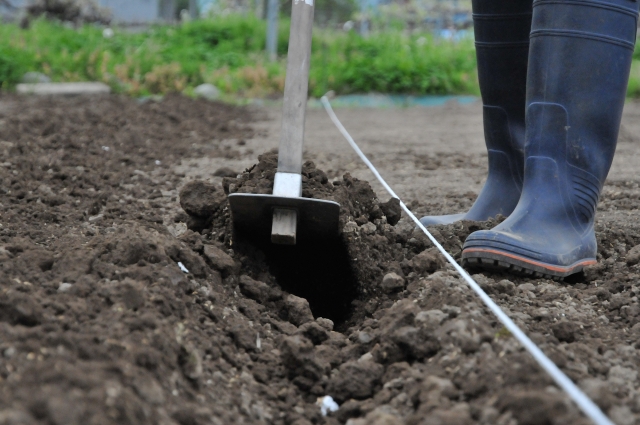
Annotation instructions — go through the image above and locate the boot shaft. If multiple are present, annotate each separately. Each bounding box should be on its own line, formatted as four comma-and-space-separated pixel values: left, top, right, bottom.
526, 0, 639, 182
472, 0, 532, 117
472, 0, 532, 186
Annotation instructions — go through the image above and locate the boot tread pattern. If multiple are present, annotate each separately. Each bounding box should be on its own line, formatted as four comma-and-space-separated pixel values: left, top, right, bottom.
462, 249, 597, 279
464, 256, 561, 280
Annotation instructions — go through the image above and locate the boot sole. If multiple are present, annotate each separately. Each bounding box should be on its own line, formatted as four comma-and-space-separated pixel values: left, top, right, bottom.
462, 248, 596, 279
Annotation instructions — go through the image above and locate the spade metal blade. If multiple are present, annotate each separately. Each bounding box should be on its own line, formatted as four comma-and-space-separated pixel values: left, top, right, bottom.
228, 193, 341, 243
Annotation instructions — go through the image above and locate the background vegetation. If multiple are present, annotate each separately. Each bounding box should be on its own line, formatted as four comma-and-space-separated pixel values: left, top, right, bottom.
0, 16, 478, 97
1, 15, 639, 98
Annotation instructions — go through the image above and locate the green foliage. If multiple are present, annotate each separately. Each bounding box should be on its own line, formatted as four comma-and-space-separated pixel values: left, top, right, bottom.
309, 32, 477, 97
0, 16, 478, 97
0, 44, 34, 88
624, 42, 640, 97
628, 61, 640, 98
3, 16, 640, 98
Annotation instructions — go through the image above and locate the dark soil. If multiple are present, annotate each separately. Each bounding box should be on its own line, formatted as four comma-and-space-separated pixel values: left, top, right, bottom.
1, 94, 639, 425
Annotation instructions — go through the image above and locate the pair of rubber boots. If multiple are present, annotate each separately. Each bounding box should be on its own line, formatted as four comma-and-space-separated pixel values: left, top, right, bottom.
420, 0, 640, 278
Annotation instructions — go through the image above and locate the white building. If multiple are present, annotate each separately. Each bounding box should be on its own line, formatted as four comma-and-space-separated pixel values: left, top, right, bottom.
100, 0, 167, 23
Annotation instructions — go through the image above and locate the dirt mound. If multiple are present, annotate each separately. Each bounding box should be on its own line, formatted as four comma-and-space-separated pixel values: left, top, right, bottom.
185, 151, 429, 326
2, 94, 639, 425
224, 151, 401, 226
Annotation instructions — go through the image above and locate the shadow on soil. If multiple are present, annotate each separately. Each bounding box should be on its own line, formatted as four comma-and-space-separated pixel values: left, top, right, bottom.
235, 231, 358, 328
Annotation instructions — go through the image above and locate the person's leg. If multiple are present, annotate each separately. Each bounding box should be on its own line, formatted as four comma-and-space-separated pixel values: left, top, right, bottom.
420, 0, 531, 226
462, 0, 640, 278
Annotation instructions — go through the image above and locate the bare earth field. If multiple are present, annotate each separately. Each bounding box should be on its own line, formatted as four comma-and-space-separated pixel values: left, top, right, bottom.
2, 94, 640, 425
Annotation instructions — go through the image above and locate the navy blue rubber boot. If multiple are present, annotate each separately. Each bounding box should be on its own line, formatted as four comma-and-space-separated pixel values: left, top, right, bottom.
462, 0, 639, 278
420, 0, 531, 226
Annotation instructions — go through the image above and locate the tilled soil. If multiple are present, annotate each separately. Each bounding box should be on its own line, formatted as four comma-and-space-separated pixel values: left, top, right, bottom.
2, 95, 640, 425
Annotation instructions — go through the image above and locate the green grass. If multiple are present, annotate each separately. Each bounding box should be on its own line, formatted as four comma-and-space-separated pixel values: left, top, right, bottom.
0, 17, 478, 97
627, 61, 640, 98
310, 32, 477, 97
1, 17, 639, 98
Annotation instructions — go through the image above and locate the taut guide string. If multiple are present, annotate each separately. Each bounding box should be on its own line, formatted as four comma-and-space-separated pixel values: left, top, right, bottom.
320, 96, 613, 425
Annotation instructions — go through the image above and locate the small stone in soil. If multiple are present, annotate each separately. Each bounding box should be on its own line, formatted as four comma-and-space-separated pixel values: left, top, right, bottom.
361, 222, 376, 235
500, 391, 567, 425
213, 167, 238, 177
495, 279, 516, 295
380, 272, 405, 293
179, 180, 224, 217
415, 309, 447, 328
580, 378, 616, 410
238, 275, 270, 303
626, 244, 640, 265
343, 222, 358, 233
609, 405, 635, 425
286, 295, 314, 326
552, 321, 578, 343
179, 346, 203, 380
328, 360, 384, 401
379, 198, 402, 226
203, 244, 237, 276
316, 317, 334, 331
411, 248, 445, 274
298, 321, 330, 345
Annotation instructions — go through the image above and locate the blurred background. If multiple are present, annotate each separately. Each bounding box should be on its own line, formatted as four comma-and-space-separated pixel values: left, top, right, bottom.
0, 0, 639, 99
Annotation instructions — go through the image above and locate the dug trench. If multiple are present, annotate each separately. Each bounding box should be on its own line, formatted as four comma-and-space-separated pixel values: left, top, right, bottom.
1, 94, 640, 425
211, 151, 411, 330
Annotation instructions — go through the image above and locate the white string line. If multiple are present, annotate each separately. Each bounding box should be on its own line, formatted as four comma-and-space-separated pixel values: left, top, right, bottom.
320, 96, 613, 425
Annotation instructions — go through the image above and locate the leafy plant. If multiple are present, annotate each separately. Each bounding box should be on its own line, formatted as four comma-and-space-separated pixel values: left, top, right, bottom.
0, 44, 34, 87
2, 15, 638, 98
628, 61, 640, 98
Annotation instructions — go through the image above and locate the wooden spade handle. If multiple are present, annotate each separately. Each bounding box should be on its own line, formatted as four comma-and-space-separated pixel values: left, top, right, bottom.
277, 0, 314, 175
